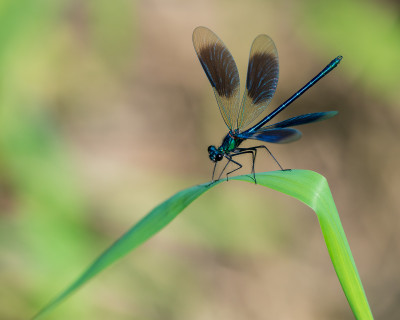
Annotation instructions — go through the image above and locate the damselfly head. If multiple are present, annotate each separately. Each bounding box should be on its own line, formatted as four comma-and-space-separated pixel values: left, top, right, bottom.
208, 145, 223, 162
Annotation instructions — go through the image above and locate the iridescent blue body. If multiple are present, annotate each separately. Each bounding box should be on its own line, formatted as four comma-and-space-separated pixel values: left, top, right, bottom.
193, 27, 342, 182
208, 131, 244, 162
247, 56, 342, 133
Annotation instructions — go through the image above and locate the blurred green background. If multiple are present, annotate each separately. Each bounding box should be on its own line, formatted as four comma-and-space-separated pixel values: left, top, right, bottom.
1, 0, 399, 319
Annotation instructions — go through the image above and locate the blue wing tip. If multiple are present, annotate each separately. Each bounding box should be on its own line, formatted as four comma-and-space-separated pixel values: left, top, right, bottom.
325, 111, 338, 119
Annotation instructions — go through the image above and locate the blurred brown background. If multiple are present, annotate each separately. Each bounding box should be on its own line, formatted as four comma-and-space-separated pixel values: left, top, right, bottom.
0, 0, 399, 319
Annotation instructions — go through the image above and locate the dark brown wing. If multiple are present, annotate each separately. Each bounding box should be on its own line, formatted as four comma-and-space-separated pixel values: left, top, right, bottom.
193, 27, 240, 130
237, 35, 279, 130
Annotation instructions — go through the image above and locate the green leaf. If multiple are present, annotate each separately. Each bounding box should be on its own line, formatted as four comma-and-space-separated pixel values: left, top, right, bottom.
32, 170, 373, 320
233, 170, 374, 320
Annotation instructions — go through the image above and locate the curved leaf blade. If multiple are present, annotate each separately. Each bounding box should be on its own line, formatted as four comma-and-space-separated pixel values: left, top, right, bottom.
31, 180, 221, 319
33, 170, 373, 320
232, 170, 373, 320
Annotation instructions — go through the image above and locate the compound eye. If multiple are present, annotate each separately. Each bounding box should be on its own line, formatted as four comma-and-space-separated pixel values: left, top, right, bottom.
216, 154, 223, 161
207, 146, 213, 152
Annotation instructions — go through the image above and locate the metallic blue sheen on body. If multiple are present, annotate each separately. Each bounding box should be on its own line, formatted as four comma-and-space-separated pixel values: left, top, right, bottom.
192, 27, 342, 181
246, 56, 342, 133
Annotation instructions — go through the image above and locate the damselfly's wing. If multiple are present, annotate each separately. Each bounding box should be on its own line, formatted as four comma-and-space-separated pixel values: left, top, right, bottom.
238, 111, 337, 143
238, 128, 301, 144
236, 35, 279, 130
193, 27, 240, 131
265, 111, 338, 129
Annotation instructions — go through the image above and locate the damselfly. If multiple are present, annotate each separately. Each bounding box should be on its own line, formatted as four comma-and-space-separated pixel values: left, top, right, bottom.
193, 27, 342, 182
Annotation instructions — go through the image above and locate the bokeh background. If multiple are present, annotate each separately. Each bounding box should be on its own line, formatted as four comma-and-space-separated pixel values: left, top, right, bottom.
1, 0, 399, 319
